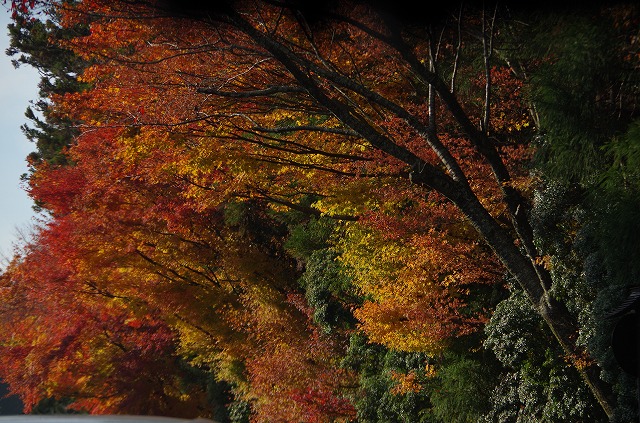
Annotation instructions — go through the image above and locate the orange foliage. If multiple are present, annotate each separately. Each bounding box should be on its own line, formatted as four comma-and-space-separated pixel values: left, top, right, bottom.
1, 0, 544, 419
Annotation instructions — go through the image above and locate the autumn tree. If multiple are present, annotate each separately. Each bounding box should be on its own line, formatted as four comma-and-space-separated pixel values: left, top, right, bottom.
0, 242, 216, 417
3, 0, 640, 421
45, 0, 620, 415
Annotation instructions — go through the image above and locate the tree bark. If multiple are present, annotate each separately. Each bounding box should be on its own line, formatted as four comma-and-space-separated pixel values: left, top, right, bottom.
442, 178, 615, 418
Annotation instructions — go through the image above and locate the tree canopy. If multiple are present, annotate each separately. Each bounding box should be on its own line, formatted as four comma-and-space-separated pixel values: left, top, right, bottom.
1, 1, 639, 421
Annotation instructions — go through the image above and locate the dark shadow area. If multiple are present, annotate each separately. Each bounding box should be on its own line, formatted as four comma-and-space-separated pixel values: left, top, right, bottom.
0, 381, 23, 415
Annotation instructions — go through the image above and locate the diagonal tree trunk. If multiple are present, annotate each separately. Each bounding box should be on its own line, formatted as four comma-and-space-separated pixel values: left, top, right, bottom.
224, 9, 616, 417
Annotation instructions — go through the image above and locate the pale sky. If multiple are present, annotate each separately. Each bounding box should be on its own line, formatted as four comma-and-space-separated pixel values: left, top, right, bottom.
0, 7, 41, 268
0, 8, 43, 414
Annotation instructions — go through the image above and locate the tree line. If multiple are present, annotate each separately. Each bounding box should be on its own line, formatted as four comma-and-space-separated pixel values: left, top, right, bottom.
1, 1, 639, 421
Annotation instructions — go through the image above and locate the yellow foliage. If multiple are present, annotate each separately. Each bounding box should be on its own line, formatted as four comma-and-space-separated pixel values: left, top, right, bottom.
353, 300, 447, 353
313, 178, 389, 217
338, 212, 495, 353
337, 222, 411, 298
424, 363, 437, 378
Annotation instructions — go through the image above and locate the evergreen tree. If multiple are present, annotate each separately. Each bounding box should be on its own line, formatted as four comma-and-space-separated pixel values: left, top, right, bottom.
495, 4, 640, 420
6, 4, 88, 170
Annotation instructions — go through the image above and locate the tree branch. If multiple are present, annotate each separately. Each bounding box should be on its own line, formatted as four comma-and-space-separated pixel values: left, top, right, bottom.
196, 84, 306, 96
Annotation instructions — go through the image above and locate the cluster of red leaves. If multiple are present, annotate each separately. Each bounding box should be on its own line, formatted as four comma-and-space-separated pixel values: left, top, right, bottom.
4, 0, 35, 18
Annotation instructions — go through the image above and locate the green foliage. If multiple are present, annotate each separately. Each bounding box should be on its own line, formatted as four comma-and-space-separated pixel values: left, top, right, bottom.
284, 216, 335, 262
29, 397, 84, 414
483, 290, 607, 422
342, 333, 432, 423
524, 9, 640, 415
589, 121, 640, 284
223, 200, 248, 227
480, 359, 608, 422
605, 120, 640, 184
227, 399, 250, 423
175, 360, 232, 423
428, 355, 494, 423
7, 11, 88, 169
298, 248, 356, 332
527, 122, 640, 418
484, 290, 544, 368
523, 7, 640, 420
283, 215, 357, 331
528, 14, 625, 184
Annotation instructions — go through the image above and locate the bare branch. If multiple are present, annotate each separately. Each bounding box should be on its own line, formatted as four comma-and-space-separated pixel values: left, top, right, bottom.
196, 84, 306, 96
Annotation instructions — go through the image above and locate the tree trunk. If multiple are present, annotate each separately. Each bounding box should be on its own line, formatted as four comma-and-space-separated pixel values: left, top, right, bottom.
445, 180, 616, 418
